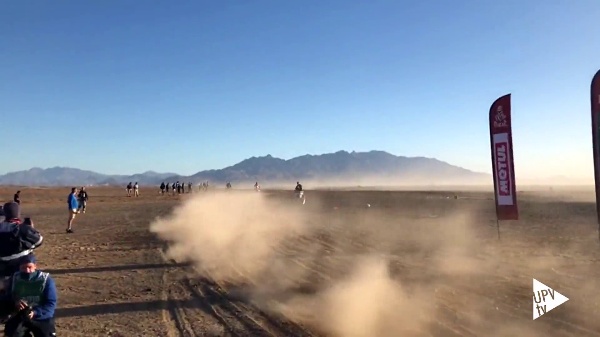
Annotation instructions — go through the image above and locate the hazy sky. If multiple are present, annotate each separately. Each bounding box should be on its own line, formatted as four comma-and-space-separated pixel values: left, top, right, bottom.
1, 1, 599, 181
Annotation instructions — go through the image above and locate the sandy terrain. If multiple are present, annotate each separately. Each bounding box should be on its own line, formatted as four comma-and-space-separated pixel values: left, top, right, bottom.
1, 186, 599, 337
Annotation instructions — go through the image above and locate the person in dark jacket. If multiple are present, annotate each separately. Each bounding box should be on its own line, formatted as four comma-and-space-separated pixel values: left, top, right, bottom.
77, 187, 88, 214
0, 202, 43, 278
3, 254, 57, 337
13, 191, 20, 205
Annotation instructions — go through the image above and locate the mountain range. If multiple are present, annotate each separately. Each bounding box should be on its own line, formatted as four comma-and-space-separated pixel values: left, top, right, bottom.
0, 150, 490, 187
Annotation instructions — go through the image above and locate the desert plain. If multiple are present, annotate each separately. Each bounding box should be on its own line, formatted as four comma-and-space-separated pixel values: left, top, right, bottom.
1, 186, 599, 337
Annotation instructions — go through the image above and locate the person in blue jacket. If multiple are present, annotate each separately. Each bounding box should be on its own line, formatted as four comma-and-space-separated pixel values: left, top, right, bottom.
4, 254, 57, 337
67, 187, 79, 234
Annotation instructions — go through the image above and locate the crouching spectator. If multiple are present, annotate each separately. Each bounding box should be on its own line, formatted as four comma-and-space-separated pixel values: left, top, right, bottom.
4, 254, 57, 337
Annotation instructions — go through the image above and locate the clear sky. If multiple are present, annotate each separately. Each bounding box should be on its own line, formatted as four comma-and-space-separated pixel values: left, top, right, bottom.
1, 1, 599, 181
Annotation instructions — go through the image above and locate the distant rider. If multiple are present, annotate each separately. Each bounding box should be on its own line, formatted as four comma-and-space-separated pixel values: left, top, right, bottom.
3, 254, 57, 337
0, 202, 44, 278
295, 182, 303, 192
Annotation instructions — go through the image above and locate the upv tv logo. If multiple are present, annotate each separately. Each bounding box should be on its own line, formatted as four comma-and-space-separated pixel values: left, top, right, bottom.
533, 279, 569, 320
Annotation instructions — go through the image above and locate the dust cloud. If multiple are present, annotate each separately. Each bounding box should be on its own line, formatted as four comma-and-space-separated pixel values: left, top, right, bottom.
149, 189, 600, 337
149, 191, 308, 282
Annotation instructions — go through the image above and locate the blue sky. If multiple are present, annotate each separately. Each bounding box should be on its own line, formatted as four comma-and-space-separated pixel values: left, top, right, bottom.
1, 1, 599, 180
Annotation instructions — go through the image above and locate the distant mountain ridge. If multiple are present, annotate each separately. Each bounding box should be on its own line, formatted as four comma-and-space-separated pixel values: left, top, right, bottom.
0, 167, 177, 187
0, 150, 490, 187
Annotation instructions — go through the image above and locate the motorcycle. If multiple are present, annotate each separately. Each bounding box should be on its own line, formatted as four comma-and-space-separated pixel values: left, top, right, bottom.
294, 190, 306, 205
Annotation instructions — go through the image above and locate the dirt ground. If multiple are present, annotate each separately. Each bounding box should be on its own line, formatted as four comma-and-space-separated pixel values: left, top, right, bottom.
1, 186, 600, 337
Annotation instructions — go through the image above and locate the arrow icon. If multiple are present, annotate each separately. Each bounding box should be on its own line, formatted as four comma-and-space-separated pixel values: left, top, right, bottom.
532, 279, 569, 320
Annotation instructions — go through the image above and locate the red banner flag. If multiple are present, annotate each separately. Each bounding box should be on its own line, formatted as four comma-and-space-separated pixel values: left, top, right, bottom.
489, 94, 519, 221
591, 70, 600, 226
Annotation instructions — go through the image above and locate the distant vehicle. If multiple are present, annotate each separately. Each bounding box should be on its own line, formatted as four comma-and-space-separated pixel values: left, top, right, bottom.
294, 190, 306, 205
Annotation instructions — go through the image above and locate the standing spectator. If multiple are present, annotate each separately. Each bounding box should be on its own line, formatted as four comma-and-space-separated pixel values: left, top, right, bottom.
160, 182, 166, 194
66, 187, 78, 234
134, 182, 139, 197
188, 182, 192, 193
13, 191, 20, 205
77, 187, 88, 214
165, 182, 170, 194
0, 202, 44, 278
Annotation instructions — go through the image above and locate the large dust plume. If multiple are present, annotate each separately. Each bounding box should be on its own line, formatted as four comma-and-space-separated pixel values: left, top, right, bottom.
149, 189, 600, 337
149, 191, 309, 282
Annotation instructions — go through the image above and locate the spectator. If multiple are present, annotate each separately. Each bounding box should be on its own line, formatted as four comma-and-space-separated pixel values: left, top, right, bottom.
0, 202, 43, 278
3, 254, 57, 337
77, 187, 88, 214
66, 188, 78, 234
13, 191, 20, 205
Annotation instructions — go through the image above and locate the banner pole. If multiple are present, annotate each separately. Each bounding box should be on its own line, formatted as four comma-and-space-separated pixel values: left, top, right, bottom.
496, 218, 501, 240
590, 69, 600, 242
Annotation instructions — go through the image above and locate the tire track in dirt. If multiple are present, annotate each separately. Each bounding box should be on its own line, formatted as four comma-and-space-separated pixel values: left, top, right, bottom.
214, 264, 316, 337
188, 275, 313, 337
158, 250, 266, 337
158, 245, 314, 337
160, 269, 197, 337
158, 248, 199, 337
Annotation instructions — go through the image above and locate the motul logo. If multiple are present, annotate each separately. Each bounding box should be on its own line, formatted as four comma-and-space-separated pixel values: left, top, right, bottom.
495, 142, 511, 196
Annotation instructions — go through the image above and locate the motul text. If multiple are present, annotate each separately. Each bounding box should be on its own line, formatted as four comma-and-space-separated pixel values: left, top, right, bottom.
495, 142, 511, 196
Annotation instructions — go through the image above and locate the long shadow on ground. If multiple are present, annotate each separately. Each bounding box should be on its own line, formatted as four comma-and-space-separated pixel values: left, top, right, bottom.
55, 299, 207, 318
47, 262, 191, 275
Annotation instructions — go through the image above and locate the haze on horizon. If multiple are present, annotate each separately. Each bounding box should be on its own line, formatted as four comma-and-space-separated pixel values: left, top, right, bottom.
1, 1, 598, 183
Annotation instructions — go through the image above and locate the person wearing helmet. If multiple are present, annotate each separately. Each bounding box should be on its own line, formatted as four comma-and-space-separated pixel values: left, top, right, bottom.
0, 202, 43, 278
295, 182, 303, 192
